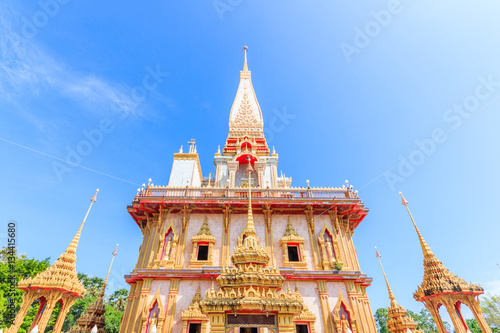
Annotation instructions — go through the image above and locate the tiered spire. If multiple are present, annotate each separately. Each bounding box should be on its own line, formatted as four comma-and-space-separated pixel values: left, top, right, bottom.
224, 46, 269, 156
200, 182, 305, 324
18, 189, 99, 296
230, 182, 269, 266
69, 244, 118, 333
375, 247, 420, 333
399, 193, 483, 300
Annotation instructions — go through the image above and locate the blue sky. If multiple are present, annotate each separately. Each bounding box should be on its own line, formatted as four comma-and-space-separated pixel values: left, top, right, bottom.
1, 0, 500, 323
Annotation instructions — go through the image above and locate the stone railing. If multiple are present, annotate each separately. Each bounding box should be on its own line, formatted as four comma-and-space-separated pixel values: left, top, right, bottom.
135, 186, 359, 200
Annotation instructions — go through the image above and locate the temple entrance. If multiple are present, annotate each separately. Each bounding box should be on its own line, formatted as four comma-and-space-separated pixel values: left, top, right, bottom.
226, 314, 278, 332
228, 328, 270, 333
240, 328, 258, 333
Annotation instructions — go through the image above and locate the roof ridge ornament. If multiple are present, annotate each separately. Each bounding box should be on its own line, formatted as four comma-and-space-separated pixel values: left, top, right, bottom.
225, 46, 269, 156
242, 45, 249, 71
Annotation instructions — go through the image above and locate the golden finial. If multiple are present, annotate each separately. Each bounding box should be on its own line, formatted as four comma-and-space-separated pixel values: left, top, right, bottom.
243, 46, 249, 71
246, 173, 255, 231
399, 192, 434, 258
104, 244, 118, 285
95, 244, 119, 299
68, 189, 99, 254
375, 247, 395, 302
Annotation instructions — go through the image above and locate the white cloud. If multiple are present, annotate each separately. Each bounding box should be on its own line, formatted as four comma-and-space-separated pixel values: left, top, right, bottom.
0, 6, 138, 119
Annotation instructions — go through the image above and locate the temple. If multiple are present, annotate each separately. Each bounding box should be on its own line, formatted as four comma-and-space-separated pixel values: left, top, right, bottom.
120, 47, 376, 333
4, 48, 494, 333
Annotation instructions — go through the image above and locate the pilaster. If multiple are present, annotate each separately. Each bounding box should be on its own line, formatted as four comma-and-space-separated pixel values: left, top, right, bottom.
139, 219, 155, 269
135, 280, 152, 332
176, 205, 192, 268
163, 279, 180, 332
227, 161, 239, 188
328, 209, 345, 268
146, 214, 161, 268
305, 206, 321, 270
209, 313, 226, 332
221, 205, 232, 267
263, 205, 274, 266
316, 280, 335, 333
120, 284, 138, 333
278, 314, 296, 333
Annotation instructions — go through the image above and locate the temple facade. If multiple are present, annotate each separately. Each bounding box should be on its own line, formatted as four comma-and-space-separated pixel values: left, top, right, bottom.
120, 48, 377, 333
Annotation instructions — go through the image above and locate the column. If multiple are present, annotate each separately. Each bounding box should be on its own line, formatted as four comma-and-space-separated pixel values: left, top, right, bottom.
37, 296, 59, 333
423, 301, 447, 333
52, 297, 76, 333
7, 293, 35, 333
466, 297, 493, 333
443, 302, 467, 333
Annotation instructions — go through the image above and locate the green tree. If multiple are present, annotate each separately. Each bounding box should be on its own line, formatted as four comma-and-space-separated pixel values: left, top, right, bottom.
407, 308, 451, 333
104, 288, 128, 333
374, 307, 452, 333
108, 288, 128, 312
482, 294, 500, 329
466, 318, 482, 333
105, 304, 124, 333
0, 247, 50, 332
375, 308, 388, 333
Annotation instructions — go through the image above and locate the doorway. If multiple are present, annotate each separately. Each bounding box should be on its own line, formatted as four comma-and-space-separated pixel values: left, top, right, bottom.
240, 328, 258, 333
